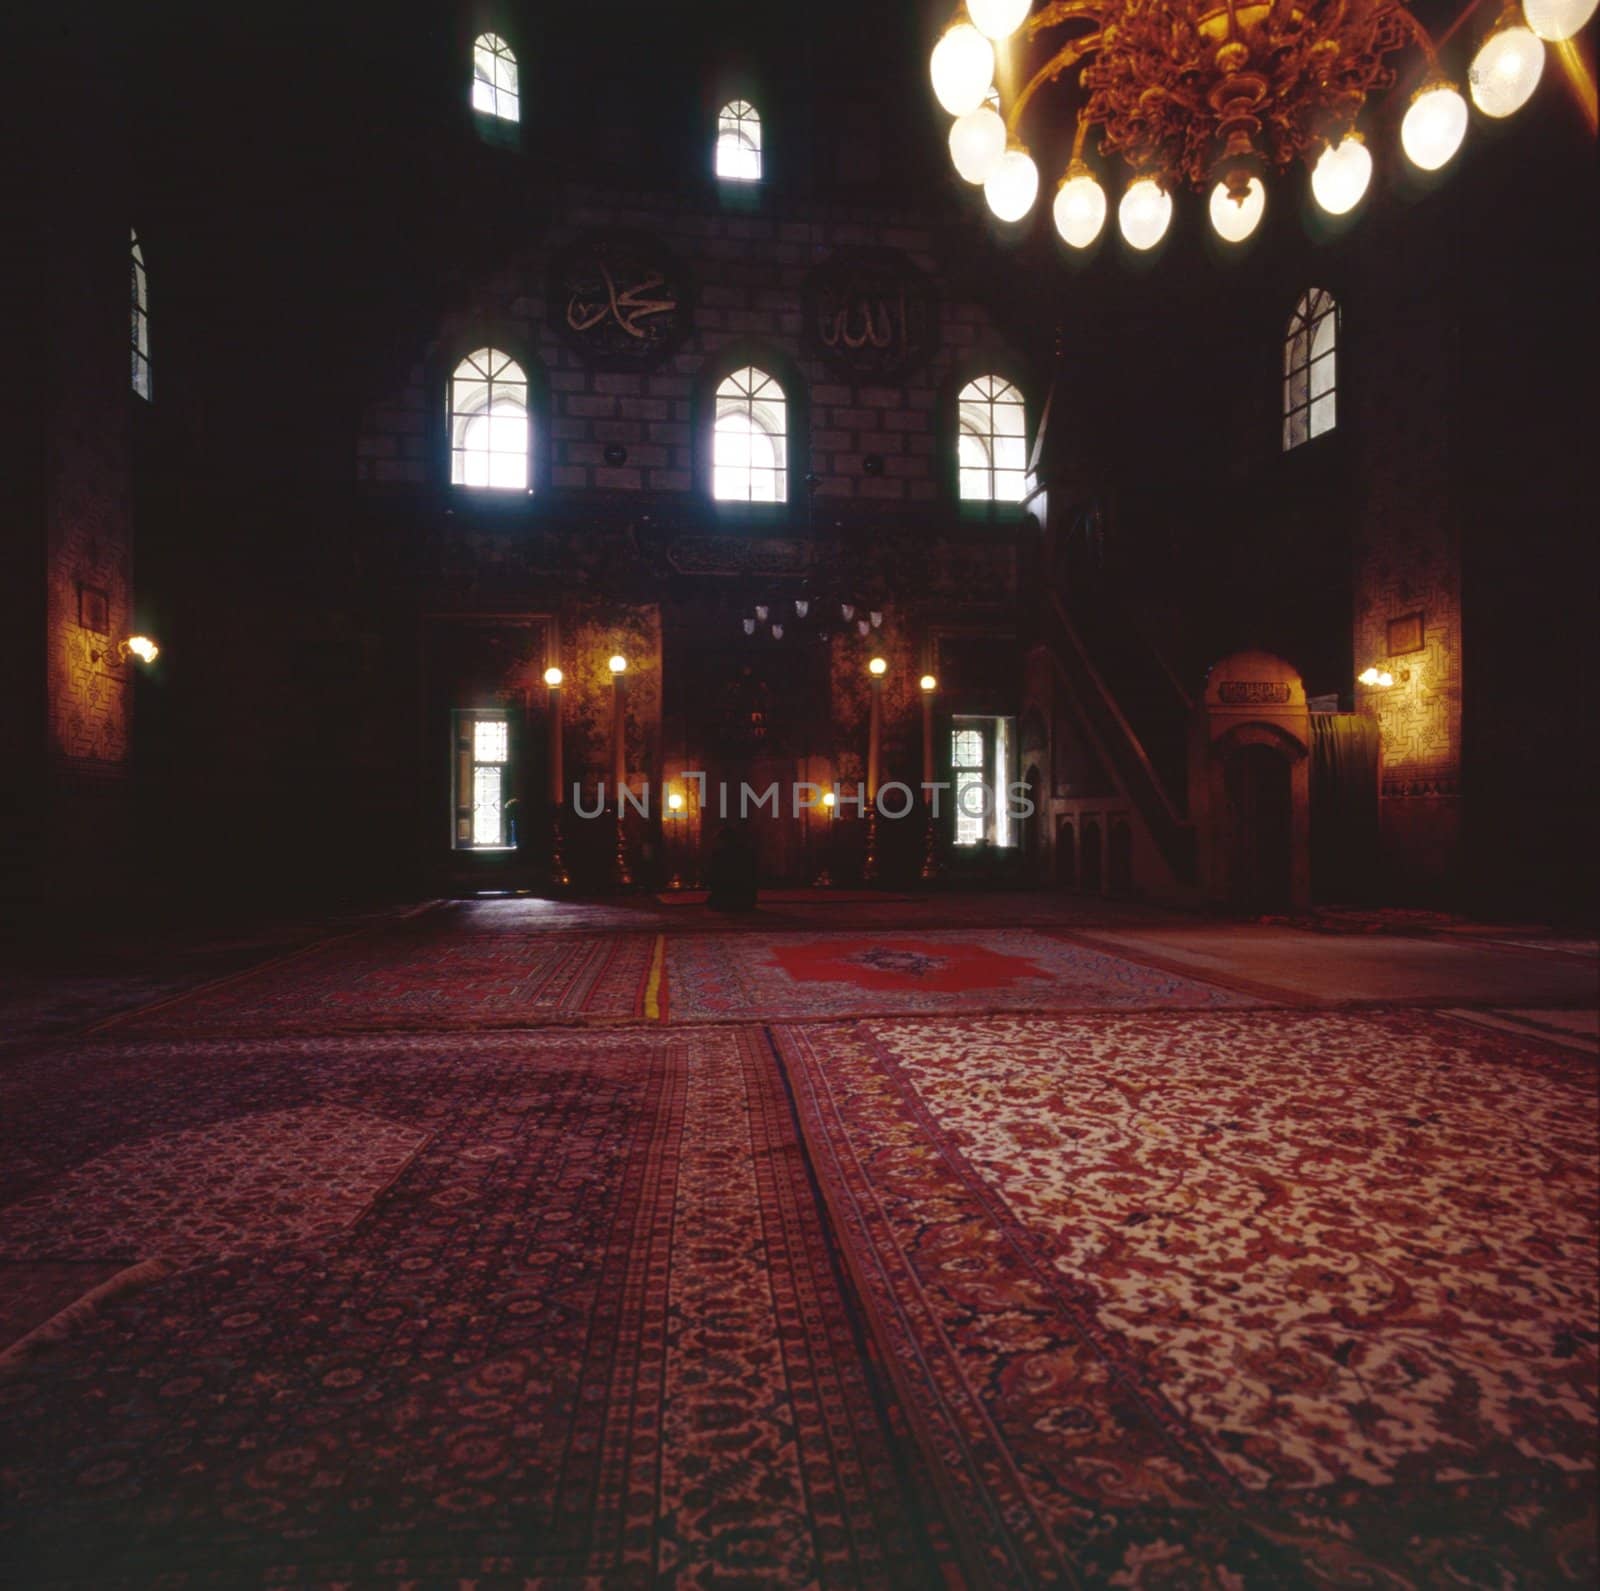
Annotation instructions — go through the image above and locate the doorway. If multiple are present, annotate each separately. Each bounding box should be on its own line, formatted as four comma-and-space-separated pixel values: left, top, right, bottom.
1226, 743, 1292, 913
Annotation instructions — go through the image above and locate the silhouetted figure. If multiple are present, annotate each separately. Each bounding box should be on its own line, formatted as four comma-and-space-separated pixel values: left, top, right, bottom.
706, 823, 758, 912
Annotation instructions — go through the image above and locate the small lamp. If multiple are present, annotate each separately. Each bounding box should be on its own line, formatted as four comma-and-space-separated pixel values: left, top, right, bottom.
608, 654, 628, 675
868, 657, 887, 677
543, 666, 563, 688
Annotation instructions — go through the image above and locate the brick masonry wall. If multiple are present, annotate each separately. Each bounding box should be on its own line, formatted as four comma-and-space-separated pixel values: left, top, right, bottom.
357, 190, 1024, 503
47, 227, 134, 774
1349, 292, 1462, 897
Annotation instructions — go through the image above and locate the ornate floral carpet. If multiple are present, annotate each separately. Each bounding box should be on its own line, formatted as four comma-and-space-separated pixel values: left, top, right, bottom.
0, 1027, 956, 1587
774, 1009, 1600, 1585
106, 927, 663, 1036
666, 928, 1255, 1022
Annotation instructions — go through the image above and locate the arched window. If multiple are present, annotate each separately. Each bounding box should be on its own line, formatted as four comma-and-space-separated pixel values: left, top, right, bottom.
130, 229, 150, 400
713, 366, 786, 501
449, 348, 529, 490
957, 375, 1026, 501
716, 100, 762, 182
472, 34, 519, 122
1283, 288, 1337, 450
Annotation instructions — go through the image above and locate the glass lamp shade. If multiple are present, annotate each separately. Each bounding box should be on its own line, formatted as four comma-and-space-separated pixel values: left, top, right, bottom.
1118, 178, 1173, 250
1521, 0, 1597, 40
949, 106, 1008, 184
1208, 177, 1265, 242
984, 148, 1039, 221
967, 0, 1032, 40
1053, 171, 1107, 248
1311, 136, 1373, 215
1402, 85, 1469, 171
1470, 26, 1545, 117
930, 25, 995, 117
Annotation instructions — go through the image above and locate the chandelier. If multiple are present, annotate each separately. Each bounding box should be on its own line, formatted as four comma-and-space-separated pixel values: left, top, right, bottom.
931, 0, 1593, 250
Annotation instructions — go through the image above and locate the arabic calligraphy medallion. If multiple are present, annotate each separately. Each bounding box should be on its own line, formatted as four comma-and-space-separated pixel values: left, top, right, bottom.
805, 248, 938, 382
551, 231, 691, 371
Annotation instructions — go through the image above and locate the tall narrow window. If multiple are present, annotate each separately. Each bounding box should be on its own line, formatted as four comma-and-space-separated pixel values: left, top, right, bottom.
130, 229, 150, 400
716, 100, 762, 181
1283, 288, 1337, 450
957, 375, 1026, 501
473, 33, 519, 122
951, 716, 1018, 847
449, 348, 530, 490
952, 726, 987, 847
713, 366, 787, 501
455, 711, 515, 849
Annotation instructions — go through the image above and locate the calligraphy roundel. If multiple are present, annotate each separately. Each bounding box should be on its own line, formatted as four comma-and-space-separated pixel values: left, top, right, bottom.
551, 231, 692, 371
805, 248, 939, 382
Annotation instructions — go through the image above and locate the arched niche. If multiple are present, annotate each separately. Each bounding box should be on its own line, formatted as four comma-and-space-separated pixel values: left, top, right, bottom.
1190, 651, 1312, 914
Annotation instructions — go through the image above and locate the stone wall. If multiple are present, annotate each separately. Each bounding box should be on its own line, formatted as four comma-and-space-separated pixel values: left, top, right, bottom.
357, 188, 1025, 507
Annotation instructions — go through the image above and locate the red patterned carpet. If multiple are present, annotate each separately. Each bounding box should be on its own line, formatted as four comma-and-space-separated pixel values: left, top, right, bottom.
108, 925, 661, 1036
2, 900, 1596, 1587
775, 1010, 1599, 1585
666, 928, 1255, 1021
0, 1027, 954, 1586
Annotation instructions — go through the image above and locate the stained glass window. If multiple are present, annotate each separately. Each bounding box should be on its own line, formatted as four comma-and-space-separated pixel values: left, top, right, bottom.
716, 100, 762, 182
1283, 288, 1337, 451
713, 366, 786, 501
449, 348, 530, 490
957, 375, 1026, 501
473, 34, 519, 122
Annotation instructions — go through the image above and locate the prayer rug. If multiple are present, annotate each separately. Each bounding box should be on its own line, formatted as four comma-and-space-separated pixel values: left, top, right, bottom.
106, 928, 662, 1035
666, 927, 1250, 1021
0, 1027, 956, 1586
774, 1009, 1599, 1585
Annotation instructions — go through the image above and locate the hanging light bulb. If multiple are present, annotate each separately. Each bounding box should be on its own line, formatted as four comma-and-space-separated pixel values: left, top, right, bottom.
1118, 178, 1172, 250
1311, 135, 1373, 215
984, 147, 1039, 222
1470, 24, 1545, 118
949, 105, 1008, 184
929, 24, 994, 117
1521, 0, 1597, 41
742, 618, 756, 635
1208, 175, 1265, 243
869, 610, 883, 628
857, 620, 871, 637
841, 603, 854, 621
1401, 83, 1469, 171
967, 0, 1031, 41
771, 623, 784, 640
1053, 165, 1107, 248
794, 599, 809, 618
754, 604, 769, 622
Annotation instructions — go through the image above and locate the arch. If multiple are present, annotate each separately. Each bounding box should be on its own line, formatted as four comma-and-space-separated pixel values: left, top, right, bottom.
472, 33, 520, 123
956, 372, 1027, 502
1283, 287, 1337, 450
449, 347, 530, 490
130, 228, 150, 400
716, 99, 762, 182
712, 364, 788, 502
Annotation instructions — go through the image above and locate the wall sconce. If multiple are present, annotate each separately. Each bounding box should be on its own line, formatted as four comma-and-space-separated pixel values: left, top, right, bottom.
1358, 666, 1394, 688
608, 654, 628, 675
94, 634, 160, 665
